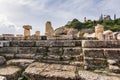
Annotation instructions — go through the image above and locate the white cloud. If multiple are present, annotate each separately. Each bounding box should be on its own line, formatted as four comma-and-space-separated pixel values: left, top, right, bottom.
0, 0, 120, 35
0, 15, 22, 34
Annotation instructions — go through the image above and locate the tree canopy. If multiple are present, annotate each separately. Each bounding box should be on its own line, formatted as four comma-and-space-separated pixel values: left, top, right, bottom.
66, 18, 120, 32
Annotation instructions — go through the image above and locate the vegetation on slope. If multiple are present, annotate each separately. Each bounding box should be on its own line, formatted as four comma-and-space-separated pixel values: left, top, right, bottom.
65, 18, 120, 31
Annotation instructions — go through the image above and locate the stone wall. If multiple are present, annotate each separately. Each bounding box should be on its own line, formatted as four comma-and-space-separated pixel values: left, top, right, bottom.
82, 40, 120, 73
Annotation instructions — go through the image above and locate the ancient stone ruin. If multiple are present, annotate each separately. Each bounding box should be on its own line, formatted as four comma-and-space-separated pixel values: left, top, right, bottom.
23, 25, 32, 37
0, 23, 119, 80
45, 21, 54, 37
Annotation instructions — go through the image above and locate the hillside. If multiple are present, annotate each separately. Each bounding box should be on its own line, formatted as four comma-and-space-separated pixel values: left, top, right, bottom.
65, 18, 120, 32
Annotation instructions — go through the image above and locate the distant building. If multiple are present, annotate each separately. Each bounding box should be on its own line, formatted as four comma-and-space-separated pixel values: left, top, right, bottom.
104, 15, 111, 20
99, 14, 115, 21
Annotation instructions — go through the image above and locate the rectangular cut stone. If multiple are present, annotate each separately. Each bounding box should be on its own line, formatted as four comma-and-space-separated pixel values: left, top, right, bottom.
104, 49, 120, 59
18, 41, 35, 47
10, 41, 18, 47
24, 62, 78, 80
83, 48, 105, 58
0, 47, 17, 53
36, 40, 75, 47
64, 47, 81, 56
0, 41, 10, 47
82, 40, 120, 48
17, 47, 37, 54
84, 58, 108, 70
15, 54, 35, 59
74, 40, 82, 46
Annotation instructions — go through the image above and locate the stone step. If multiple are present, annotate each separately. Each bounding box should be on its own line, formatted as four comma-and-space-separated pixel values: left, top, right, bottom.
23, 62, 120, 80
15, 54, 35, 59
0, 66, 21, 80
24, 62, 78, 80
9, 40, 80, 47
0, 76, 7, 80
0, 53, 15, 59
41, 59, 84, 67
35, 54, 84, 62
83, 48, 120, 59
109, 65, 120, 73
82, 40, 120, 48
7, 59, 35, 69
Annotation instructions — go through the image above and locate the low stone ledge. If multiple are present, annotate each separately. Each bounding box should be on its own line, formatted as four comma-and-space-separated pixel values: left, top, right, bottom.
24, 62, 79, 80
84, 58, 108, 70
0, 47, 17, 53
17, 47, 37, 54
104, 49, 120, 59
0, 53, 15, 59
7, 59, 35, 69
78, 70, 120, 80
0, 76, 7, 80
83, 48, 105, 58
0, 66, 21, 80
82, 40, 120, 48
15, 54, 35, 59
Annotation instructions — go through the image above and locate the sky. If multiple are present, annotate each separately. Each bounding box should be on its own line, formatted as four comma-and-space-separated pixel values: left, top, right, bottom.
0, 0, 120, 35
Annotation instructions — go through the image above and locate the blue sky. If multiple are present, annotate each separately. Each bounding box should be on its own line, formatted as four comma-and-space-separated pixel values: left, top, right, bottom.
0, 0, 120, 35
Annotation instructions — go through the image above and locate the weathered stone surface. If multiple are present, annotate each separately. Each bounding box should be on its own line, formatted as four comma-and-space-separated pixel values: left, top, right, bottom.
107, 59, 118, 65
0, 41, 10, 47
18, 41, 35, 47
64, 47, 81, 56
84, 58, 108, 70
109, 65, 120, 73
0, 66, 21, 80
24, 62, 79, 80
0, 47, 17, 53
10, 41, 35, 47
82, 40, 120, 48
83, 48, 105, 58
17, 47, 37, 54
79, 70, 120, 80
0, 56, 6, 65
36, 40, 75, 47
0, 53, 15, 59
104, 49, 120, 59
23, 25, 32, 37
45, 21, 54, 36
0, 76, 7, 80
15, 54, 35, 59
7, 59, 35, 69
95, 24, 104, 40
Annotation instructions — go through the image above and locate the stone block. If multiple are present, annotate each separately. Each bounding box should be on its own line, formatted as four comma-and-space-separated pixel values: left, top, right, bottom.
0, 56, 6, 65
18, 41, 35, 47
82, 40, 120, 48
78, 70, 120, 80
104, 49, 120, 59
64, 47, 81, 56
15, 54, 35, 59
36, 47, 46, 54
84, 58, 108, 70
9, 41, 18, 47
36, 40, 75, 47
7, 59, 35, 69
0, 53, 15, 59
17, 47, 37, 54
0, 76, 7, 80
83, 48, 105, 58
109, 65, 120, 73
0, 47, 17, 53
74, 40, 82, 46
0, 66, 21, 80
24, 62, 79, 80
